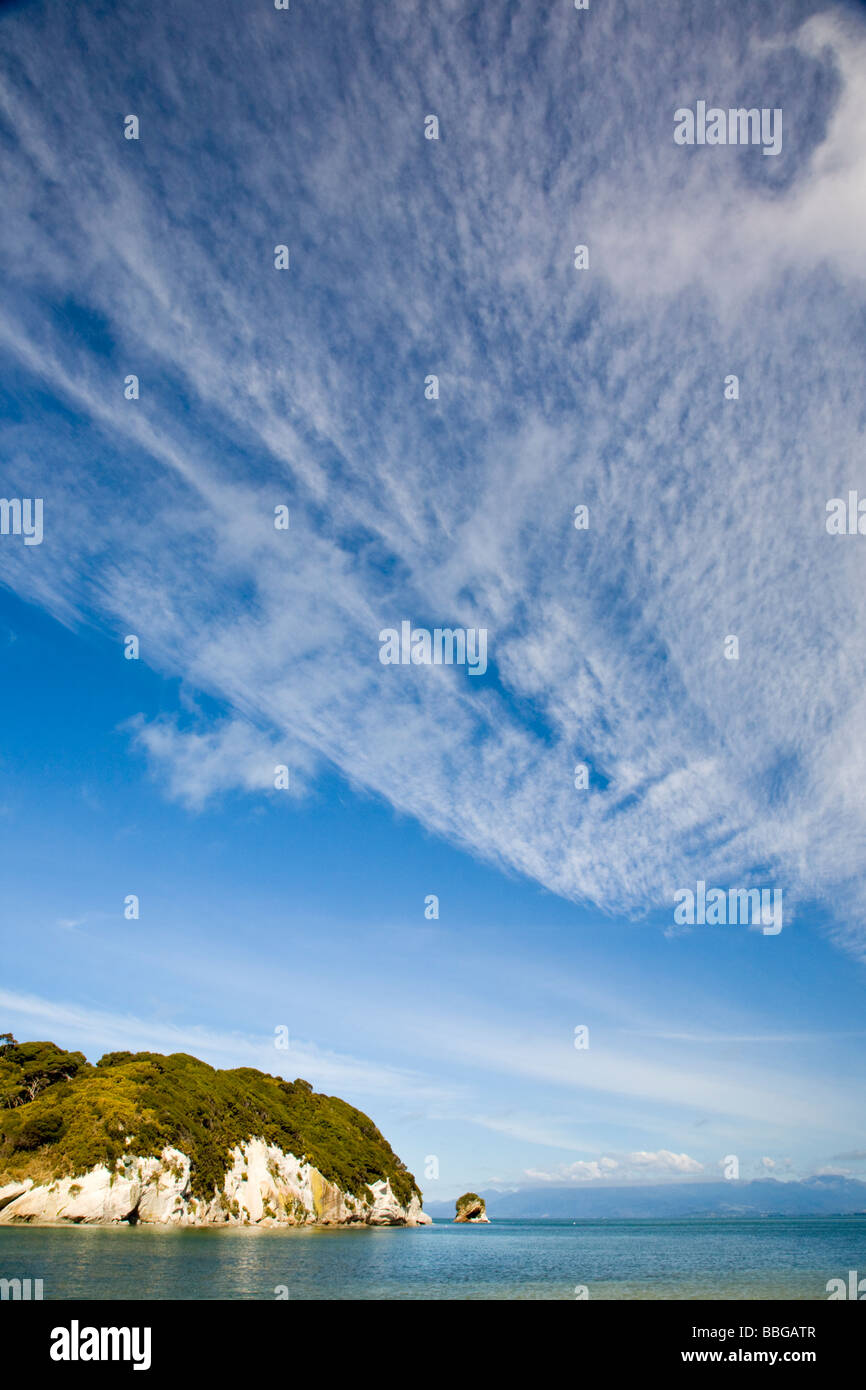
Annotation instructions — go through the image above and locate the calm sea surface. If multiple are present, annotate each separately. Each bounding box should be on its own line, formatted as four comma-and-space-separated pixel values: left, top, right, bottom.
1, 1217, 863, 1300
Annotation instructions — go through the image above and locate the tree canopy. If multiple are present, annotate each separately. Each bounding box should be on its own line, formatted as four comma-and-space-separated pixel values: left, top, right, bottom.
0, 1040, 419, 1206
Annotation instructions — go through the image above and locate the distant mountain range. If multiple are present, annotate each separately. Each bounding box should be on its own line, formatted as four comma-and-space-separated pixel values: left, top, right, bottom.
425, 1176, 866, 1220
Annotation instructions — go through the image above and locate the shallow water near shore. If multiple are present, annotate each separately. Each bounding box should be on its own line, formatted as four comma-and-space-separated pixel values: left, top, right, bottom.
1, 1216, 864, 1300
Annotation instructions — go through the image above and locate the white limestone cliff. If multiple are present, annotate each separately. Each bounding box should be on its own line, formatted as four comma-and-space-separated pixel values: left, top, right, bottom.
0, 1138, 432, 1228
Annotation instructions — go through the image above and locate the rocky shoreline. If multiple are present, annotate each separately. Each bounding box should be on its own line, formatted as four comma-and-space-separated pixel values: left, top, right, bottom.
0, 1137, 432, 1229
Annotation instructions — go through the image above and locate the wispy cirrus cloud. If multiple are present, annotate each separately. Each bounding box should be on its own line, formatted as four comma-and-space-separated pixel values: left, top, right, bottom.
0, 987, 459, 1108
1, 0, 865, 955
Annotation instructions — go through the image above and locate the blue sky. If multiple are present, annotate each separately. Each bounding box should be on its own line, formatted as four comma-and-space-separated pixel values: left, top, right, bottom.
1, 0, 866, 1202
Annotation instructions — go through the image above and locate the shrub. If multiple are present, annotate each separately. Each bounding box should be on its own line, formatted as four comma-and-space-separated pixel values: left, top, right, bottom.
0, 1043, 420, 1208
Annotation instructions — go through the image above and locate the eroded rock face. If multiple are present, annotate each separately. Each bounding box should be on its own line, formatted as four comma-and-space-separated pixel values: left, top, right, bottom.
0, 1138, 432, 1228
454, 1193, 489, 1223
0, 1181, 32, 1212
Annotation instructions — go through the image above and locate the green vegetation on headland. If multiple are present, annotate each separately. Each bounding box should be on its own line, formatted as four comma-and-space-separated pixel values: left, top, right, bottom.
0, 1037, 419, 1207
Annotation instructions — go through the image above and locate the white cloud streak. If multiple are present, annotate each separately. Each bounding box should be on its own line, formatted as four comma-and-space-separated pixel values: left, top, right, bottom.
0, 1, 865, 953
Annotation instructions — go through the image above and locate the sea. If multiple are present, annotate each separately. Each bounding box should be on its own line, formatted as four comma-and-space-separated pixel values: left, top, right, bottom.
1, 1216, 864, 1300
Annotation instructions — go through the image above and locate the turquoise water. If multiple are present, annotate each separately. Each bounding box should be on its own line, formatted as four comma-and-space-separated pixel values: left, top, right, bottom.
1, 1217, 863, 1300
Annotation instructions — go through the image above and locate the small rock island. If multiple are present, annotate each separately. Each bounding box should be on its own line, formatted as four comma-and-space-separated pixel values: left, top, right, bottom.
454, 1191, 490, 1223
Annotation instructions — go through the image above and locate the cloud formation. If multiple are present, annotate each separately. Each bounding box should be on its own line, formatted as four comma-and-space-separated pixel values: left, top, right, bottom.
526, 1150, 704, 1183
1, 0, 865, 952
